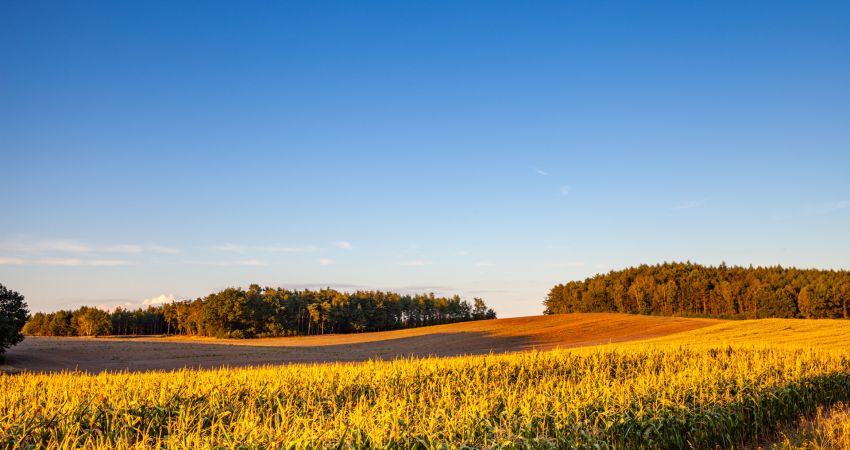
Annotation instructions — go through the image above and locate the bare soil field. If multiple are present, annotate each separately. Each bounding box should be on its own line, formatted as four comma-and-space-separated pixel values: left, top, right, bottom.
5, 313, 719, 373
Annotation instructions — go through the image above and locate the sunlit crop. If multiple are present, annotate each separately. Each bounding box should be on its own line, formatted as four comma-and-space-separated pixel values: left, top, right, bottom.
3, 333, 850, 449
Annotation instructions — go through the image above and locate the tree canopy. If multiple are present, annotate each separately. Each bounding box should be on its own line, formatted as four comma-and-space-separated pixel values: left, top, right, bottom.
545, 262, 850, 319
0, 284, 29, 358
24, 286, 496, 338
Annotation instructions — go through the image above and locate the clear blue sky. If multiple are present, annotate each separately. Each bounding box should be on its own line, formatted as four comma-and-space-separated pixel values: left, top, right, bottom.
2, 1, 849, 317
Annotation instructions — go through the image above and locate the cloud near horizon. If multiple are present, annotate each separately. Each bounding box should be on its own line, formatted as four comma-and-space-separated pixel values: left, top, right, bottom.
0, 238, 178, 255
0, 257, 131, 267
400, 259, 430, 266
142, 294, 178, 306
209, 243, 318, 253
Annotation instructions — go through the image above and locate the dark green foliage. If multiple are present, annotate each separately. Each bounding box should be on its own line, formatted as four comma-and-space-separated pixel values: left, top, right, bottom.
23, 287, 495, 338
0, 283, 29, 357
545, 262, 850, 319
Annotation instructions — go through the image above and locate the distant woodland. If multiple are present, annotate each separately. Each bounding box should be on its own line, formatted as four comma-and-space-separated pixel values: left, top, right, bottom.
545, 262, 850, 319
23, 286, 496, 338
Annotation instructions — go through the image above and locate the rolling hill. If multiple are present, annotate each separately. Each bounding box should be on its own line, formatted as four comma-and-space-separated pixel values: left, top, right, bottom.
7, 313, 716, 372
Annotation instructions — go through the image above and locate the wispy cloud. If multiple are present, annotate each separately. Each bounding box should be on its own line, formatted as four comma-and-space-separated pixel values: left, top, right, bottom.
332, 241, 353, 250
400, 259, 430, 266
210, 244, 317, 253
560, 185, 570, 197
100, 244, 178, 254
677, 200, 705, 209
237, 259, 266, 266
532, 167, 549, 176
0, 257, 131, 266
549, 261, 586, 268
172, 260, 265, 266
0, 239, 177, 255
319, 258, 335, 266
0, 257, 25, 265
457, 250, 470, 257
209, 243, 244, 252
817, 200, 850, 213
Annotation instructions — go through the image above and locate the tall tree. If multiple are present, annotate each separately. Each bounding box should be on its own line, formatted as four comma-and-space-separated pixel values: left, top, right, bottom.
0, 284, 29, 358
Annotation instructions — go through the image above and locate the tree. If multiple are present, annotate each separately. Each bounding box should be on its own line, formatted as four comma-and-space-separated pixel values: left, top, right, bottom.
544, 262, 850, 319
22, 286, 497, 338
0, 284, 29, 358
72, 307, 112, 337
472, 298, 496, 320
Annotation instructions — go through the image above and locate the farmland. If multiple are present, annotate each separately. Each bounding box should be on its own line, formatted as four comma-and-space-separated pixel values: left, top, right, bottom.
2, 314, 850, 448
4, 313, 716, 373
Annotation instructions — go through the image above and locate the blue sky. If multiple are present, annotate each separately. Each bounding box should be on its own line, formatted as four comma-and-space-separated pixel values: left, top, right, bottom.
2, 1, 849, 317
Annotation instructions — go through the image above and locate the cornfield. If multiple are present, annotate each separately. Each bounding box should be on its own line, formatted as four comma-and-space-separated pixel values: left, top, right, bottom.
3, 345, 850, 449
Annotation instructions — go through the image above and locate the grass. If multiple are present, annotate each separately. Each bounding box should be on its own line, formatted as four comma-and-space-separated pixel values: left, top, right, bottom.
758, 402, 850, 450
2, 315, 850, 449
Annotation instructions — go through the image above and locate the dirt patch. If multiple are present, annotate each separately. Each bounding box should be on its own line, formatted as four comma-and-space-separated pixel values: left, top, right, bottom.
4, 313, 719, 373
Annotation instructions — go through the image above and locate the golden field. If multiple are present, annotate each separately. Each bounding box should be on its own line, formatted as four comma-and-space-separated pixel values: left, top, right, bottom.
5, 313, 716, 373
2, 315, 850, 449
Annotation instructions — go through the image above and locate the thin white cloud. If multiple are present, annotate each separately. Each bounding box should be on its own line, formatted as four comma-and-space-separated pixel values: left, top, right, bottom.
237, 259, 266, 266
319, 258, 335, 266
0, 239, 178, 255
677, 200, 705, 209
332, 241, 353, 250
88, 259, 132, 266
149, 245, 179, 254
818, 200, 850, 213
400, 259, 430, 266
172, 260, 265, 266
0, 257, 131, 266
549, 261, 587, 268
0, 257, 25, 265
210, 243, 245, 253
457, 250, 470, 257
532, 167, 549, 176
210, 244, 317, 253
0, 239, 93, 254
101, 244, 145, 253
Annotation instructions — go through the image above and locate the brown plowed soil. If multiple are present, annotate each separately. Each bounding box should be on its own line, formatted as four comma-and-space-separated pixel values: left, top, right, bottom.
4, 313, 719, 373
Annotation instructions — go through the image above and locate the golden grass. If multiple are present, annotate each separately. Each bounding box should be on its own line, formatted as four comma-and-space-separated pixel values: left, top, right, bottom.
759, 402, 850, 450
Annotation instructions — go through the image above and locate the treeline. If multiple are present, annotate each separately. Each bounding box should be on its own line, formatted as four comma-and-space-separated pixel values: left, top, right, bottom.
24, 285, 497, 338
545, 262, 850, 319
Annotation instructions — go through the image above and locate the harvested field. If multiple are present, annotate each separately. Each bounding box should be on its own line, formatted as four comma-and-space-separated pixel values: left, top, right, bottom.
5, 313, 717, 373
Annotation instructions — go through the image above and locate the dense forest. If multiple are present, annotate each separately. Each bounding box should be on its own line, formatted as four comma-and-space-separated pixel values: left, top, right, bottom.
23, 285, 496, 338
545, 262, 850, 319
